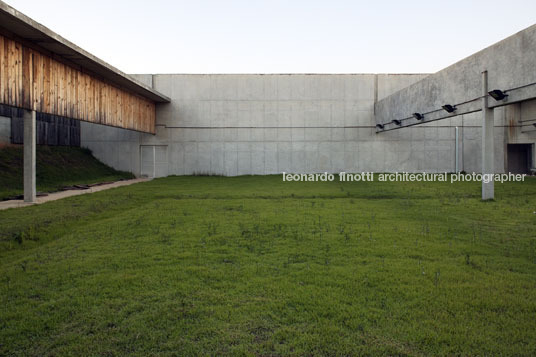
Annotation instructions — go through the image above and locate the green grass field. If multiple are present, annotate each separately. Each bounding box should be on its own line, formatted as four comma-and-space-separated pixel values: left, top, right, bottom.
1, 175, 535, 356
0, 145, 134, 200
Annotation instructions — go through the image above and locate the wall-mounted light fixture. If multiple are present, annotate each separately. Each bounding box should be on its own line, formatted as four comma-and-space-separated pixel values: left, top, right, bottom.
392, 119, 402, 126
488, 89, 508, 101
376, 124, 385, 130
442, 104, 456, 113
412, 113, 424, 120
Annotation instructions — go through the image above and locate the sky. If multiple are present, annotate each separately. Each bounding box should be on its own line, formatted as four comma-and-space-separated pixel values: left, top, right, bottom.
4, 0, 536, 74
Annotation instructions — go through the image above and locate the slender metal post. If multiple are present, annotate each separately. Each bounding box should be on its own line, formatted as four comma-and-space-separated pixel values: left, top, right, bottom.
481, 71, 494, 200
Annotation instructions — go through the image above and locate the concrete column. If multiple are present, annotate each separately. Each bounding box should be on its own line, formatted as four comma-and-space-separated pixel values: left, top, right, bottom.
23, 110, 36, 203
455, 126, 459, 173
481, 71, 494, 200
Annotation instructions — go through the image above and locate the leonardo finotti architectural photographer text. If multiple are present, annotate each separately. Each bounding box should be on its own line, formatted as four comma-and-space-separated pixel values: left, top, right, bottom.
282, 172, 527, 184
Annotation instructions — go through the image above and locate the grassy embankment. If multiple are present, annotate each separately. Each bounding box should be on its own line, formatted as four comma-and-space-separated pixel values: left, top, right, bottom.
0, 145, 133, 200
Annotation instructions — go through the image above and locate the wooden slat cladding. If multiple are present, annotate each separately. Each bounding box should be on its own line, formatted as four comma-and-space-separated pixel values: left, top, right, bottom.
0, 34, 155, 133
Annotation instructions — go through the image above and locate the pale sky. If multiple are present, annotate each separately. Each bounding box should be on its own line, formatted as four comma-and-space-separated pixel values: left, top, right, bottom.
4, 0, 536, 74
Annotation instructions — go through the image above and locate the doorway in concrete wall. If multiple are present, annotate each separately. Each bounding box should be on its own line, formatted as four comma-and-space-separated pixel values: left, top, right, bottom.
507, 144, 532, 174
140, 145, 168, 178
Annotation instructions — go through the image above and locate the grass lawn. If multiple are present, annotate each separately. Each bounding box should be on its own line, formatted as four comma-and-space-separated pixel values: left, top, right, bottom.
1, 175, 535, 355
0, 145, 134, 200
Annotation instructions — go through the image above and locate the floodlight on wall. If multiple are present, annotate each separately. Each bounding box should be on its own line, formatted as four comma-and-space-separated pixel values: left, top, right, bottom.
442, 104, 456, 113
376, 124, 385, 130
412, 113, 424, 120
488, 89, 508, 101
392, 119, 402, 126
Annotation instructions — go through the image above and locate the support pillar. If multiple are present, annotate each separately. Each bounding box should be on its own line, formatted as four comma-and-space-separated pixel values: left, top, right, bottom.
481, 71, 494, 200
23, 110, 36, 203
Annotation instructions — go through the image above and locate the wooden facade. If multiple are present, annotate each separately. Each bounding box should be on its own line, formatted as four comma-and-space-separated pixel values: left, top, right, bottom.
0, 34, 156, 133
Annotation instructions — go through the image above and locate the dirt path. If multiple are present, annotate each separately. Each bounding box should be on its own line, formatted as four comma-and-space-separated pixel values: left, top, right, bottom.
0, 178, 149, 210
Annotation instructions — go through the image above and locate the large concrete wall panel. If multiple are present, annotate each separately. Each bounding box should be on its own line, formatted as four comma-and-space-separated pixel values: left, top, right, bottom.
145, 74, 462, 176
375, 24, 536, 127
81, 73, 496, 176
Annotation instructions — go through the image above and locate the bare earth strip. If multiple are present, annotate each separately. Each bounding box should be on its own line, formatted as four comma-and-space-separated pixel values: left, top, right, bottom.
0, 178, 149, 210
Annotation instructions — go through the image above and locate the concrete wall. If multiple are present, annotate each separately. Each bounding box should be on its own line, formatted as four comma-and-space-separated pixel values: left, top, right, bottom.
80, 72, 536, 176
0, 115, 10, 143
501, 99, 536, 171
513, 99, 536, 144
86, 73, 505, 177
66, 25, 536, 177
371, 24, 536, 174
153, 73, 458, 176
80, 121, 142, 174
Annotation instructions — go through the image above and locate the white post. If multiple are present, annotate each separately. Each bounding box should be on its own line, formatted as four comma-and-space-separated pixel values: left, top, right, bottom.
481, 71, 494, 200
23, 110, 36, 203
153, 145, 156, 178
455, 126, 459, 173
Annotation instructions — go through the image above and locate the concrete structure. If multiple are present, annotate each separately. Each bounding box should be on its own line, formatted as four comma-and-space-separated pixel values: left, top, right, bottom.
481, 71, 495, 199
85, 74, 459, 176
23, 110, 35, 202
374, 24, 536, 199
81, 25, 536, 187
83, 73, 534, 178
0, 0, 168, 203
375, 24, 536, 131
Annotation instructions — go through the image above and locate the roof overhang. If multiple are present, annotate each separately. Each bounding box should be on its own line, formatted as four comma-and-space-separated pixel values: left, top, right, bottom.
0, 1, 170, 103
